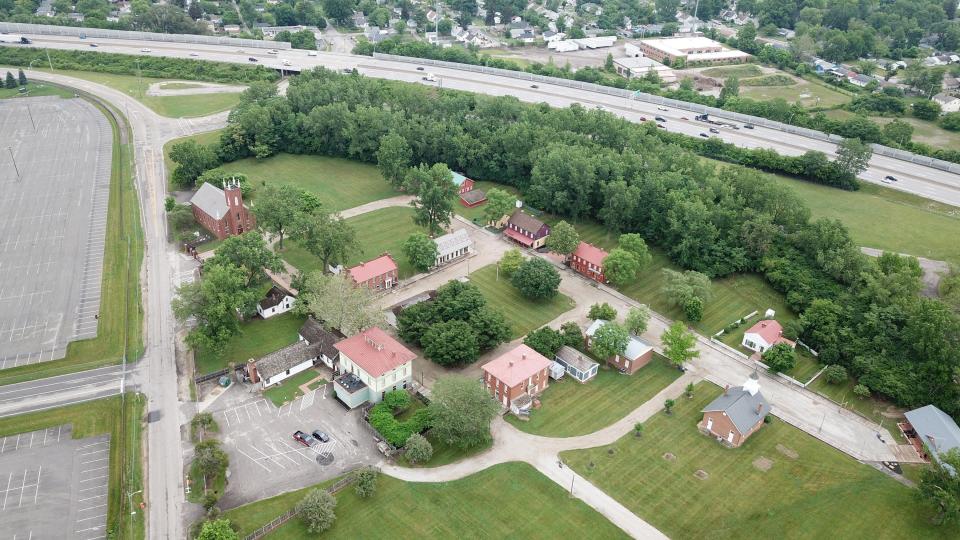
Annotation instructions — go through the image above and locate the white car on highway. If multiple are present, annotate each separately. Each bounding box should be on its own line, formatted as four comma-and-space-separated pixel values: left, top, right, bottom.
282, 59, 292, 66
140, 47, 151, 52
268, 49, 279, 55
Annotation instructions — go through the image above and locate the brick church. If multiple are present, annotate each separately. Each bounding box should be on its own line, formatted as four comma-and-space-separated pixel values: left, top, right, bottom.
189, 179, 256, 239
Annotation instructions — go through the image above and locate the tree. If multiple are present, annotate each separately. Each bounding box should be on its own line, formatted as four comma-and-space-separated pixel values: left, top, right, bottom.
404, 433, 433, 464
483, 188, 516, 224
409, 164, 457, 235
664, 398, 675, 415
912, 100, 942, 121
17, 68, 26, 86
251, 183, 307, 250
560, 321, 583, 348
172, 263, 258, 354
4, 72, 15, 89
207, 232, 283, 287
918, 448, 960, 525
523, 326, 565, 357
323, 0, 353, 23
587, 302, 617, 321
633, 422, 644, 437
196, 519, 239, 540
292, 210, 358, 273
422, 320, 480, 365
591, 321, 629, 361
940, 112, 960, 132
823, 364, 848, 384
685, 382, 695, 398
834, 138, 873, 179
545, 220, 580, 258
661, 321, 699, 367
169, 140, 219, 188
719, 76, 740, 103
625, 306, 651, 336
294, 272, 385, 334
736, 22, 758, 54
499, 249, 524, 277
882, 119, 914, 146
376, 132, 412, 189
511, 257, 561, 300
193, 439, 229, 480
403, 232, 438, 272
428, 375, 500, 448
762, 343, 796, 373
188, 0, 202, 19
353, 466, 379, 498
603, 249, 643, 287
662, 269, 712, 321
853, 383, 871, 399
165, 196, 176, 212
297, 488, 337, 533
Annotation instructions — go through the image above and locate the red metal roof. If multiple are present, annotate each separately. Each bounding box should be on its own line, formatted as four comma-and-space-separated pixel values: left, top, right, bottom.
744, 320, 795, 348
503, 227, 535, 247
481, 344, 552, 387
572, 241, 609, 267
348, 254, 398, 284
334, 327, 416, 378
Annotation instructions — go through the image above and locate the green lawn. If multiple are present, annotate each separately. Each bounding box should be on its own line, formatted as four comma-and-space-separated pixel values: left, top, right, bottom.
0, 80, 75, 99
0, 395, 145, 540
163, 129, 224, 187
159, 82, 205, 90
398, 433, 493, 468
39, 69, 242, 117
195, 312, 306, 375
561, 383, 958, 540
263, 369, 323, 406
469, 264, 576, 338
807, 375, 904, 430
701, 65, 764, 78
0, 96, 143, 385
281, 207, 424, 278
824, 110, 960, 153
741, 77, 850, 108
506, 355, 681, 437
216, 153, 397, 212
224, 463, 628, 539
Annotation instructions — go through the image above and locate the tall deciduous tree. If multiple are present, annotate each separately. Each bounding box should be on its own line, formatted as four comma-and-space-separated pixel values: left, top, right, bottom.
588, 302, 618, 321
376, 132, 412, 189
483, 188, 517, 224
918, 448, 960, 525
545, 220, 580, 258
618, 233, 652, 267
207, 232, 283, 287
172, 263, 259, 354
591, 321, 629, 361
762, 343, 796, 373
834, 138, 873, 179
169, 140, 219, 188
292, 210, 358, 273
409, 164, 457, 235
196, 519, 239, 540
662, 269, 713, 321
428, 375, 500, 448
403, 232, 438, 271
422, 320, 480, 365
523, 326, 565, 357
252, 183, 307, 250
603, 248, 643, 287
661, 321, 699, 367
511, 257, 561, 299
294, 271, 385, 334
499, 249, 524, 277
625, 305, 651, 335
297, 488, 337, 533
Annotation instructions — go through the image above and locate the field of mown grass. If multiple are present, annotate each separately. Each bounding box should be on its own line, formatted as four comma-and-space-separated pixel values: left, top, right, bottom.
506, 355, 681, 437
469, 264, 576, 338
195, 312, 306, 374
0, 80, 75, 99
223, 463, 628, 539
561, 383, 958, 540
263, 369, 323, 407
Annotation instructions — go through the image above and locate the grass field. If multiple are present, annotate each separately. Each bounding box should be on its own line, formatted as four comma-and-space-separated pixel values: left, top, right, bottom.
0, 80, 75, 99
223, 463, 628, 539
0, 97, 144, 386
263, 369, 323, 407
469, 264, 576, 338
281, 207, 424, 278
40, 69, 242, 117
701, 65, 764, 78
561, 383, 958, 540
741, 77, 850, 108
195, 312, 306, 374
0, 395, 146, 540
807, 376, 905, 429
216, 154, 397, 212
824, 110, 960, 152
158, 82, 205, 90
506, 355, 681, 437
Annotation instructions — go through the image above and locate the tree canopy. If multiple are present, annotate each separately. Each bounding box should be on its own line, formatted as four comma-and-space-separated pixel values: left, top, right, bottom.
511, 257, 561, 300
428, 375, 500, 448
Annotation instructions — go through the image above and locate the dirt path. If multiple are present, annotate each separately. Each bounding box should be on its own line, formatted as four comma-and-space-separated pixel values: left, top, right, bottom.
146, 81, 248, 97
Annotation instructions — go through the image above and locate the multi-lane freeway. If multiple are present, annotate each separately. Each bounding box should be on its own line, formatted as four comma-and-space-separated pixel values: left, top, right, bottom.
8, 34, 960, 206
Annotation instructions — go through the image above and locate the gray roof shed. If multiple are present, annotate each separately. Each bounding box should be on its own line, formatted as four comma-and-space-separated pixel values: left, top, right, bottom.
905, 405, 960, 468
255, 341, 320, 381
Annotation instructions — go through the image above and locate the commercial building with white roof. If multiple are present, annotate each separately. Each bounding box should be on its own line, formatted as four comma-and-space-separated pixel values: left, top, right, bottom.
636, 36, 751, 65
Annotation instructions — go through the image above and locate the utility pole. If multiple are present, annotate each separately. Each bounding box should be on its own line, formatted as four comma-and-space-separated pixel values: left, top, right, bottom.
136, 58, 142, 98
45, 48, 54, 71
7, 147, 21, 182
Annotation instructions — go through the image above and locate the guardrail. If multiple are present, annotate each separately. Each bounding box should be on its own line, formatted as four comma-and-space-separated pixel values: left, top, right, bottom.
373, 53, 960, 176
0, 22, 290, 49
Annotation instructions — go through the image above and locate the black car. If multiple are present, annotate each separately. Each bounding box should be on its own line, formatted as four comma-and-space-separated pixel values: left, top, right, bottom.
882, 175, 898, 183
530, 84, 539, 89
743, 124, 754, 129
416, 66, 425, 71
248, 57, 258, 62
312, 430, 331, 443
89, 43, 98, 47
699, 133, 709, 138
654, 116, 666, 122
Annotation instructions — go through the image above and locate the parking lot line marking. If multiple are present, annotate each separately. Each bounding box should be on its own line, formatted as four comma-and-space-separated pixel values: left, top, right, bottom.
78, 485, 106, 493
78, 503, 107, 513
17, 469, 27, 507
1, 472, 12, 510
78, 493, 105, 502
32, 466, 40, 505
237, 448, 272, 473
75, 526, 104, 533
81, 457, 109, 465
82, 465, 109, 474
251, 443, 288, 469
79, 475, 108, 483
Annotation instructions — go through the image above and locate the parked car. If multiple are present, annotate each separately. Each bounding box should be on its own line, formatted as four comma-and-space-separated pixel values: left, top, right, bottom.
416, 66, 425, 71
654, 116, 666, 122
312, 430, 330, 443
248, 57, 258, 62
882, 175, 898, 183
293, 431, 317, 447
709, 127, 720, 134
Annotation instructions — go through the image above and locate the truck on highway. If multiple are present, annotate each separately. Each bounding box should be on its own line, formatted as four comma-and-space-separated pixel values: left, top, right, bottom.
694, 113, 725, 126
0, 34, 32, 44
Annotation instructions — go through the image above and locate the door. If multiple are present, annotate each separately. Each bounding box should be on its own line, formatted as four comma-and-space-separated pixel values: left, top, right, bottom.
727, 431, 735, 443
706, 417, 713, 431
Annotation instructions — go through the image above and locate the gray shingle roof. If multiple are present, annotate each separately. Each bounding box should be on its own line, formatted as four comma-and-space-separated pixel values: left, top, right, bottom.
298, 317, 344, 361
434, 229, 473, 258
702, 380, 770, 435
905, 405, 960, 466
508, 209, 546, 233
190, 183, 227, 220
259, 285, 293, 310
255, 341, 320, 381
554, 345, 598, 373
460, 189, 487, 204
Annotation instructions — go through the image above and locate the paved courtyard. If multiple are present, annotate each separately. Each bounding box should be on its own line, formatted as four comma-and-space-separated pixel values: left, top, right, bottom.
0, 97, 112, 368
207, 382, 379, 508
0, 425, 111, 540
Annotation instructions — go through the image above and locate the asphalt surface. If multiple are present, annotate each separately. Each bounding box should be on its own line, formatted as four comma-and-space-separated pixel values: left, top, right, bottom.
6, 36, 960, 206
0, 365, 132, 418
0, 97, 111, 369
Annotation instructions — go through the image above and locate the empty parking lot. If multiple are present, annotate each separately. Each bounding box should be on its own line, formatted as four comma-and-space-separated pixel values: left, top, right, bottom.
0, 96, 112, 369
0, 425, 111, 540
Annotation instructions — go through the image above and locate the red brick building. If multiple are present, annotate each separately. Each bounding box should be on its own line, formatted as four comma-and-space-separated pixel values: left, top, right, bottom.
481, 344, 551, 413
451, 171, 475, 195
699, 374, 770, 447
569, 241, 609, 283
189, 180, 256, 240
347, 253, 399, 290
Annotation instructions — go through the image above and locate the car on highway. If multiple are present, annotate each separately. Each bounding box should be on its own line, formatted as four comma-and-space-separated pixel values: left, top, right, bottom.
744, 124, 754, 129
882, 175, 898, 183
657, 106, 668, 111
189, 52, 199, 57
639, 116, 647, 121
709, 127, 720, 134
595, 105, 605, 110
343, 68, 354, 73
140, 48, 151, 52
530, 84, 538, 88
248, 57, 258, 62
681, 116, 689, 121
312, 430, 331, 443
423, 73, 437, 82
89, 43, 98, 47
656, 123, 666, 129
307, 51, 317, 56
268, 49, 279, 55
654, 116, 666, 122
293, 431, 317, 447
699, 133, 709, 137
282, 59, 292, 66
416, 66, 425, 71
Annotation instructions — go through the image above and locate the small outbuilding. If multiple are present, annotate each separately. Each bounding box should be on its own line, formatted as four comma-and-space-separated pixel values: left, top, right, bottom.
554, 345, 599, 383
257, 285, 296, 319
246, 341, 319, 387
699, 374, 770, 447
901, 405, 960, 473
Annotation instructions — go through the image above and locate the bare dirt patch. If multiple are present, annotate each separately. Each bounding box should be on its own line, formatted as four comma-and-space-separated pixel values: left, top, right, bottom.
753, 456, 774, 471
694, 469, 709, 480
663, 452, 676, 462
776, 444, 799, 459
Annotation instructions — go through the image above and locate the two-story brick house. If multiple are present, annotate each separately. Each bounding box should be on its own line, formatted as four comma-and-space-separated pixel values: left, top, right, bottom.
569, 241, 609, 283
481, 344, 552, 414
347, 253, 399, 290
503, 210, 551, 249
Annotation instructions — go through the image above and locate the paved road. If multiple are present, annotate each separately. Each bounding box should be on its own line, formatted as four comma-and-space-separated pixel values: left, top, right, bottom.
0, 365, 132, 418
8, 36, 960, 206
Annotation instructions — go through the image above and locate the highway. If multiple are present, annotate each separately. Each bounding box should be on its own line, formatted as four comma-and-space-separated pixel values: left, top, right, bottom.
7, 34, 960, 207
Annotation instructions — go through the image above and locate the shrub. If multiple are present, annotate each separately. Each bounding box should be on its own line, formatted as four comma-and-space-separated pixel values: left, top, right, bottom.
297, 489, 337, 533
588, 302, 618, 321
853, 383, 871, 399
823, 364, 849, 384
354, 466, 379, 498
664, 399, 675, 414
763, 343, 797, 374
368, 402, 432, 447
404, 433, 434, 464
382, 390, 411, 412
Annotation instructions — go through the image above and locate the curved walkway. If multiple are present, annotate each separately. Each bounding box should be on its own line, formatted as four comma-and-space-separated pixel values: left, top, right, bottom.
146, 81, 247, 96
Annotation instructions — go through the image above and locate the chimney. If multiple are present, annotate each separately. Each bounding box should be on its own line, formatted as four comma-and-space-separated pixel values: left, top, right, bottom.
724, 384, 729, 396
508, 360, 514, 367
756, 403, 763, 415
521, 353, 526, 360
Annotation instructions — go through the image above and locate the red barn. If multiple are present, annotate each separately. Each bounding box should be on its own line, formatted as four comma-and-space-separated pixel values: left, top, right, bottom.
450, 171, 475, 195
569, 241, 609, 283
189, 180, 256, 240
347, 253, 399, 290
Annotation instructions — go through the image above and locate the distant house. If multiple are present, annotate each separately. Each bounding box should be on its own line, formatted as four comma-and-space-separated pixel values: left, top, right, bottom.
246, 341, 319, 387
901, 405, 960, 473
433, 229, 473, 267
584, 319, 654, 374
460, 189, 487, 208
353, 12, 368, 28
699, 374, 770, 447
481, 344, 552, 414
189, 180, 256, 240
503, 209, 550, 249
298, 317, 344, 370
223, 24, 241, 33
741, 319, 795, 354
450, 171, 475, 195
847, 73, 874, 87
554, 345, 599, 383
333, 327, 415, 408
933, 93, 960, 113
348, 254, 399, 290
257, 285, 295, 319
569, 241, 609, 283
